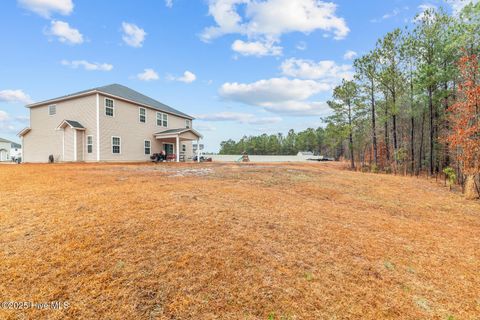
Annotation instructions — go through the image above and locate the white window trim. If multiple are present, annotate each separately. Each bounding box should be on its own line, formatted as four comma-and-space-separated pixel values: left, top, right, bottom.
182, 144, 186, 152
185, 119, 191, 129
144, 139, 151, 155
111, 136, 121, 155
48, 104, 57, 116
86, 135, 93, 154
139, 107, 147, 124
105, 98, 115, 117
156, 112, 168, 127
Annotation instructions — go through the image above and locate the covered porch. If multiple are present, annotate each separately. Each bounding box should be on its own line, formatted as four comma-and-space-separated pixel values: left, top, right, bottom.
154, 128, 203, 162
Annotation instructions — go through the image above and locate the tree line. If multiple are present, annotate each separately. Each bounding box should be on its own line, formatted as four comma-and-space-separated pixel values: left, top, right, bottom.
325, 3, 479, 198
219, 126, 343, 156
219, 3, 479, 199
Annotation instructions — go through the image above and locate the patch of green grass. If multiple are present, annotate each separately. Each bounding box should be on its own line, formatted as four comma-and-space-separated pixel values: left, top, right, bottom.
304, 272, 314, 281
384, 261, 395, 271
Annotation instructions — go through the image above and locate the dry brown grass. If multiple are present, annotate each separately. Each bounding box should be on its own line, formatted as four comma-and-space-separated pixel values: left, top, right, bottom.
0, 162, 479, 319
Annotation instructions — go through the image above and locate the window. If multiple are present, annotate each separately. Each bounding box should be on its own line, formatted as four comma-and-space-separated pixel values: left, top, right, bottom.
105, 98, 114, 117
139, 107, 146, 123
112, 137, 121, 154
144, 140, 151, 155
48, 105, 56, 115
185, 119, 191, 128
182, 144, 186, 152
156, 112, 168, 127
87, 135, 93, 154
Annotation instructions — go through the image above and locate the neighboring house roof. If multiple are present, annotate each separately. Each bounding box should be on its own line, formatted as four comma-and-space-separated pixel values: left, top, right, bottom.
0, 137, 22, 148
297, 151, 314, 156
154, 128, 203, 139
26, 84, 193, 119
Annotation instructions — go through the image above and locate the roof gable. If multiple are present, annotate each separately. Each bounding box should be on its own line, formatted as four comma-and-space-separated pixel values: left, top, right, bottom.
27, 84, 193, 119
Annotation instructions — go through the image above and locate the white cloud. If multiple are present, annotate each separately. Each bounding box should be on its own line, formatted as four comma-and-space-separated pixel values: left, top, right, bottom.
280, 58, 353, 86
219, 77, 331, 115
415, 4, 438, 21
296, 41, 307, 50
195, 112, 282, 125
201, 0, 349, 56
61, 60, 113, 71
18, 0, 73, 18
221, 78, 329, 104
137, 68, 159, 81
343, 50, 357, 60
0, 89, 33, 104
46, 20, 83, 44
232, 39, 282, 56
370, 6, 409, 23
121, 22, 146, 48
168, 71, 197, 83
446, 0, 479, 14
0, 110, 9, 122
0, 111, 26, 134
259, 100, 330, 115
165, 0, 173, 8
194, 122, 217, 131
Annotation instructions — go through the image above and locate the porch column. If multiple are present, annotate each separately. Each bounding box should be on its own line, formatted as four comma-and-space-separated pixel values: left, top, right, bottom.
197, 139, 200, 163
176, 135, 180, 162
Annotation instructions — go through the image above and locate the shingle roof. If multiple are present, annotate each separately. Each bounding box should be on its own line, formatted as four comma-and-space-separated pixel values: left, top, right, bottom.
65, 120, 85, 129
0, 137, 21, 148
154, 128, 203, 139
27, 84, 193, 119
155, 128, 189, 135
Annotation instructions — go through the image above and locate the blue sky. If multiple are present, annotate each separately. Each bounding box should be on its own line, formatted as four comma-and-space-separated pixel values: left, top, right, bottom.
0, 0, 472, 151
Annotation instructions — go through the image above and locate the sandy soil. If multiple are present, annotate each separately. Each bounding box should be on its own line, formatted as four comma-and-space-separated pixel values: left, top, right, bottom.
0, 162, 479, 319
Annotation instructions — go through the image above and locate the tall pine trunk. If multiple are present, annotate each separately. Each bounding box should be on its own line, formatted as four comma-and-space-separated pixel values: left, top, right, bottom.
419, 108, 426, 174
410, 77, 415, 174
429, 87, 434, 176
371, 80, 378, 166
385, 107, 390, 163
348, 101, 355, 169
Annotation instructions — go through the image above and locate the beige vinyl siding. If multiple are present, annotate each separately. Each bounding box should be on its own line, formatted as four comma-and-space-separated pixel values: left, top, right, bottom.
98, 94, 194, 161
23, 92, 196, 162
23, 95, 97, 163
76, 130, 84, 161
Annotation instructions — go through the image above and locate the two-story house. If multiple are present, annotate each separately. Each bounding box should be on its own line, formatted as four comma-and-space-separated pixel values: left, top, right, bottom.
18, 84, 202, 163
0, 138, 21, 162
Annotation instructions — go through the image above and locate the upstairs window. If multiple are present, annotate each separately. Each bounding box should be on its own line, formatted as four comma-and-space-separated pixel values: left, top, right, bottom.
48, 105, 56, 116
139, 107, 146, 123
112, 136, 121, 154
105, 98, 114, 117
156, 112, 168, 127
144, 140, 151, 155
185, 119, 191, 129
87, 135, 93, 154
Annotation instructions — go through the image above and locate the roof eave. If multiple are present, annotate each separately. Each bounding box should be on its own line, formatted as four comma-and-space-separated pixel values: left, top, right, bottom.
17, 127, 31, 137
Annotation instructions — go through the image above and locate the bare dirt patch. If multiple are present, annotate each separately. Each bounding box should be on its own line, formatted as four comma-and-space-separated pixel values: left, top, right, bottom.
0, 162, 479, 319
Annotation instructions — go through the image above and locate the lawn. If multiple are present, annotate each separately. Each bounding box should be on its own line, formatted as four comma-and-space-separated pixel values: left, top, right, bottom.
0, 162, 479, 319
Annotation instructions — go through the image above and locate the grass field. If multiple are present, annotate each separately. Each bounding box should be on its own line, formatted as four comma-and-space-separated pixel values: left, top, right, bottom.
0, 162, 479, 319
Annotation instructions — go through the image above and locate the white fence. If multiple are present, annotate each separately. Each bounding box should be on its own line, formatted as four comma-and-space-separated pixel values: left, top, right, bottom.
210, 155, 322, 163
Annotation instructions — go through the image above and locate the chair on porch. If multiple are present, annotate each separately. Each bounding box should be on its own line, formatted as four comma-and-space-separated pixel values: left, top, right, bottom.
166, 154, 176, 162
